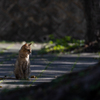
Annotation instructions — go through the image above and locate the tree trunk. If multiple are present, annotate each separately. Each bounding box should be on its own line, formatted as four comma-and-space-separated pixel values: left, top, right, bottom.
84, 0, 99, 44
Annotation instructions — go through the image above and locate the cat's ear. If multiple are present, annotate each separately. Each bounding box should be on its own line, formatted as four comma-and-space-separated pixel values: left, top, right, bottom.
22, 43, 28, 48
28, 43, 32, 46
24, 43, 28, 46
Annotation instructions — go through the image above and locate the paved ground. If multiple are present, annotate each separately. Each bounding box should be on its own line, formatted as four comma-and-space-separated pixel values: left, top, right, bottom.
0, 42, 99, 92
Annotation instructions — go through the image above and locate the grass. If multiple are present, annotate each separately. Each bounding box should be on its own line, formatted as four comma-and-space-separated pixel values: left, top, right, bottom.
39, 35, 85, 54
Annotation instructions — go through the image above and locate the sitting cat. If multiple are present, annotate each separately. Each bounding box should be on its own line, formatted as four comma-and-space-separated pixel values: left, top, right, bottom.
14, 43, 32, 79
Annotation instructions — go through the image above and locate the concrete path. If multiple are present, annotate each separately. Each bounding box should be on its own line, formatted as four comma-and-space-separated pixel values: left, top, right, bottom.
0, 43, 99, 92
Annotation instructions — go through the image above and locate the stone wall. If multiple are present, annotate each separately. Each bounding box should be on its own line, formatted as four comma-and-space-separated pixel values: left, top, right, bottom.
0, 0, 86, 42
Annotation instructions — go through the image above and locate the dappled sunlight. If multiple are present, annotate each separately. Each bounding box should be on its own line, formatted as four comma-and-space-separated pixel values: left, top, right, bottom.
51, 61, 97, 65
1, 78, 55, 89
0, 64, 14, 66
0, 43, 99, 92
31, 70, 69, 74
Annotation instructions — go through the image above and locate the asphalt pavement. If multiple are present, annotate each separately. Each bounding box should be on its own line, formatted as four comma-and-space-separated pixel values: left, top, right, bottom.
0, 42, 99, 92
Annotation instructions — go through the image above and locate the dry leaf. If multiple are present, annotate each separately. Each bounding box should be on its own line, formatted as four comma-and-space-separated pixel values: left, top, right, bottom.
31, 75, 37, 78
0, 86, 2, 88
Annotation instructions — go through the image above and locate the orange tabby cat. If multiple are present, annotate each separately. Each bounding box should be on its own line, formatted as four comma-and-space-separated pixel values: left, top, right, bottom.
14, 43, 32, 79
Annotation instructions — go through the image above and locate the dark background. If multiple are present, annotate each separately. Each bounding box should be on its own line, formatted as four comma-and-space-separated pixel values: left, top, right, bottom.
0, 0, 99, 44
0, 0, 86, 42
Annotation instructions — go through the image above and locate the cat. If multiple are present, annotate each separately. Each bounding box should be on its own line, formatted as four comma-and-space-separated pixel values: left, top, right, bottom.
14, 43, 32, 80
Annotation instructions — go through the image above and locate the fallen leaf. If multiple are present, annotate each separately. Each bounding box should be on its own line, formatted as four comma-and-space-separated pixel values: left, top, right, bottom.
0, 86, 2, 88
31, 75, 37, 78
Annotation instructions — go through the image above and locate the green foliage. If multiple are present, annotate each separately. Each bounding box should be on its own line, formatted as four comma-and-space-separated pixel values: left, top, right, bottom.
39, 35, 85, 54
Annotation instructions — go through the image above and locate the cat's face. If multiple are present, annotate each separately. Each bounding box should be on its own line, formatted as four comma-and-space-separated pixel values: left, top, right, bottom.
22, 43, 32, 54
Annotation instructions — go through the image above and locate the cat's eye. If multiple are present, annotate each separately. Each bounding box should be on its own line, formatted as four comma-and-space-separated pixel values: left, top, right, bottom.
27, 49, 30, 52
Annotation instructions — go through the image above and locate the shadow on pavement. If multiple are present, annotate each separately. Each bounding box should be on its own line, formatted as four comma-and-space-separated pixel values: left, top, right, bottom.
0, 49, 99, 90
